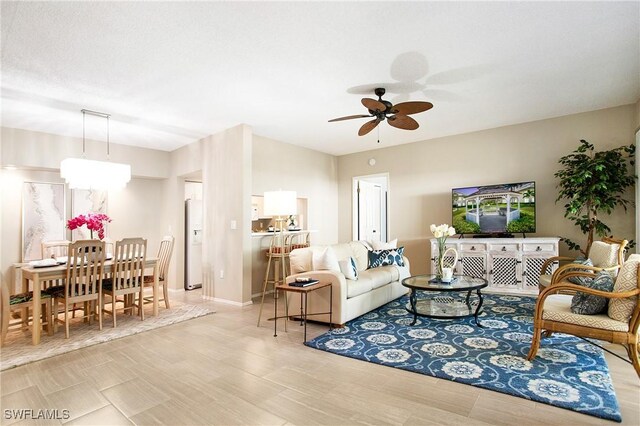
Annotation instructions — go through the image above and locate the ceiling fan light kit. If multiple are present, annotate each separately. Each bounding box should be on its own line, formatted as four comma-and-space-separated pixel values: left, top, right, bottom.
329, 87, 433, 136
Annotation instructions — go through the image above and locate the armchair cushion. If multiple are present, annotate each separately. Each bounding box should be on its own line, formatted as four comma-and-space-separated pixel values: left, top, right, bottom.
589, 241, 620, 268
566, 257, 594, 286
543, 295, 629, 332
570, 270, 614, 315
608, 260, 639, 322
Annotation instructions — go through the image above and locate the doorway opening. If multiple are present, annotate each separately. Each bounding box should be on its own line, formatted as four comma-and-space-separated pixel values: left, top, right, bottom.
184, 180, 203, 290
352, 173, 389, 243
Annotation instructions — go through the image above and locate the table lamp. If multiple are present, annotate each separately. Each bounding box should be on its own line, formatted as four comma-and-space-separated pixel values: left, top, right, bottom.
263, 190, 297, 232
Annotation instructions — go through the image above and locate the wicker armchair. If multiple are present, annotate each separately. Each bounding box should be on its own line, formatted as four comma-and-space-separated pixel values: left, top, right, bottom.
538, 237, 628, 292
528, 255, 640, 377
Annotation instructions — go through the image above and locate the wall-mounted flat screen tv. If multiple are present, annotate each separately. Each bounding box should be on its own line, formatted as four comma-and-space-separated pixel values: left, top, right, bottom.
452, 181, 536, 235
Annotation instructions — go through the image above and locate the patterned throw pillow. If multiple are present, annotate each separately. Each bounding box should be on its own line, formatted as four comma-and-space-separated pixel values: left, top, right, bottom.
566, 257, 594, 286
608, 260, 639, 322
339, 257, 358, 280
368, 247, 405, 268
570, 270, 615, 315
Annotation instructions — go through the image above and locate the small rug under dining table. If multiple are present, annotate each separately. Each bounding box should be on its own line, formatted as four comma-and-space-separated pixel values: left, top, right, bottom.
305, 293, 622, 422
1, 302, 214, 371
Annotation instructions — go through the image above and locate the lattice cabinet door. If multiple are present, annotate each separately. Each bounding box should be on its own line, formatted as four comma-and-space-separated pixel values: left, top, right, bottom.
488, 253, 521, 290
460, 254, 487, 278
522, 254, 557, 290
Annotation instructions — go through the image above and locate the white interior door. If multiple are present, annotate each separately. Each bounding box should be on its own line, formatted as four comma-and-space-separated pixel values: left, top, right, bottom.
357, 180, 382, 242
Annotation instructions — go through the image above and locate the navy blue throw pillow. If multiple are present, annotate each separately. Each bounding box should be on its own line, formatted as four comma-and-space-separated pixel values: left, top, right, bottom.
570, 270, 615, 315
368, 247, 405, 268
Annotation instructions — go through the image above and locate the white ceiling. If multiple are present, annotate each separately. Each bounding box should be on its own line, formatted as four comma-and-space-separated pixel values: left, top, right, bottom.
1, 2, 638, 156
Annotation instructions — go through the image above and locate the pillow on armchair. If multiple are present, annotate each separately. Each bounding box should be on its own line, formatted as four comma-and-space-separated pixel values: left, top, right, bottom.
570, 270, 614, 315
566, 257, 594, 286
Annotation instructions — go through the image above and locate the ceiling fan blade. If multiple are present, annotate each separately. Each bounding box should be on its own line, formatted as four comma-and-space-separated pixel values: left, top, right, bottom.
361, 98, 386, 112
390, 101, 434, 115
358, 118, 381, 136
328, 114, 372, 122
388, 115, 419, 131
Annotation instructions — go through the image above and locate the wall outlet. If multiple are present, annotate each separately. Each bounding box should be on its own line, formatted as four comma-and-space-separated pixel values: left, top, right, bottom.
230, 220, 237, 230
219, 269, 224, 279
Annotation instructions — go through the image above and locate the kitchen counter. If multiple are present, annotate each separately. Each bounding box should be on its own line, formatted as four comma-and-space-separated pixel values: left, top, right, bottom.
251, 229, 316, 237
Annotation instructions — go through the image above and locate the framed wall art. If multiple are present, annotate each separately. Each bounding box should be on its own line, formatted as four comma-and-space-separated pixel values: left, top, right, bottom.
71, 189, 108, 240
22, 182, 66, 261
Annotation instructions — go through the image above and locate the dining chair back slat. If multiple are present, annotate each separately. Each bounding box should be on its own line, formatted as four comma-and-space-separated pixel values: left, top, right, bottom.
41, 240, 71, 259
157, 236, 174, 281
52, 240, 106, 338
103, 238, 147, 327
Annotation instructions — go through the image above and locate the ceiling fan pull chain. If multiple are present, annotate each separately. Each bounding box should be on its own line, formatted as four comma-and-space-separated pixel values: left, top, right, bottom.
377, 124, 380, 144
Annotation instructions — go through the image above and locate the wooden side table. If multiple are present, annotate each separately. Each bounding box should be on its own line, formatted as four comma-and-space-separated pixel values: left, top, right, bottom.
274, 281, 332, 341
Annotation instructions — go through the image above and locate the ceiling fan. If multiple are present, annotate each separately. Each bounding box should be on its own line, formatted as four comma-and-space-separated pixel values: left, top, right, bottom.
328, 87, 433, 136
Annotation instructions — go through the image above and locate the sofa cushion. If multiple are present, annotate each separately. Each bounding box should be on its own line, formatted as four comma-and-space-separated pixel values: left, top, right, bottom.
289, 248, 312, 274
543, 294, 628, 332
346, 277, 373, 298
570, 270, 614, 315
359, 266, 400, 289
371, 238, 398, 250
332, 242, 369, 271
312, 246, 340, 271
368, 247, 405, 268
608, 260, 639, 322
339, 257, 358, 280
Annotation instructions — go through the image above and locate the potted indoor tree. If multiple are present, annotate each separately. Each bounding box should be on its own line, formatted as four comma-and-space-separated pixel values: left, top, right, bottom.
555, 139, 636, 255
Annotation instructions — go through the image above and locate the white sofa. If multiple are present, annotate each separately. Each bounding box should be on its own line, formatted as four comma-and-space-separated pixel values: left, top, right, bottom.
285, 241, 411, 325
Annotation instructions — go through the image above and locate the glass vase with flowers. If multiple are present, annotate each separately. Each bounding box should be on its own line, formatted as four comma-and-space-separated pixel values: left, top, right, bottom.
430, 223, 456, 281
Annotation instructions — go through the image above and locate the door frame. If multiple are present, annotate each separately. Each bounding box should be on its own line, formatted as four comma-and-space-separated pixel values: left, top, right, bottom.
352, 173, 390, 242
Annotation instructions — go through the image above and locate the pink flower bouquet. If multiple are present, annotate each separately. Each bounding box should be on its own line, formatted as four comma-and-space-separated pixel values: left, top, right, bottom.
67, 213, 111, 240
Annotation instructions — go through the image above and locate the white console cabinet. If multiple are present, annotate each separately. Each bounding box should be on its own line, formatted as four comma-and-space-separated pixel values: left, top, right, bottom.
430, 238, 559, 295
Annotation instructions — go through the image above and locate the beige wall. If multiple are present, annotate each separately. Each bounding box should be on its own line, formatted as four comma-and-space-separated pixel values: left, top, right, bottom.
635, 98, 640, 132
252, 134, 339, 246
0, 127, 170, 287
337, 104, 637, 275
1, 127, 170, 179
0, 169, 164, 286
251, 135, 339, 295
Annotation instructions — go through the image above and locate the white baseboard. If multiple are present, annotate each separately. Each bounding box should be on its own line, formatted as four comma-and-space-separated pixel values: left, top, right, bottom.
202, 296, 253, 307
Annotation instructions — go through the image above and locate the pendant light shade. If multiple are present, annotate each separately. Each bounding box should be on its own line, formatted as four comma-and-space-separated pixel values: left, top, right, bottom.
60, 158, 131, 190
60, 109, 132, 190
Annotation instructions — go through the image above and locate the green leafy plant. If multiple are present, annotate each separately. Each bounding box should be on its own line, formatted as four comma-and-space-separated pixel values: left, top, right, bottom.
555, 139, 636, 256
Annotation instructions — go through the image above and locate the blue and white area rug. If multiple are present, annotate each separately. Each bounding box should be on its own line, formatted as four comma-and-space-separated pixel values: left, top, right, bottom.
305, 293, 621, 422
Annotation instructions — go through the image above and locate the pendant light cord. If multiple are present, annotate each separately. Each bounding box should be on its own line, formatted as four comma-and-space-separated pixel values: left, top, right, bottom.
82, 110, 86, 158
81, 108, 111, 159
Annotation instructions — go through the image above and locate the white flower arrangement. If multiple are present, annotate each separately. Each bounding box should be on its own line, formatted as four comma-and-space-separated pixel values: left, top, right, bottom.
430, 223, 456, 279
430, 223, 456, 239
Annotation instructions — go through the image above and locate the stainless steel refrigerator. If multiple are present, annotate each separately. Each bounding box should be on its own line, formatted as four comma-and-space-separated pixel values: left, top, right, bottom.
184, 199, 203, 290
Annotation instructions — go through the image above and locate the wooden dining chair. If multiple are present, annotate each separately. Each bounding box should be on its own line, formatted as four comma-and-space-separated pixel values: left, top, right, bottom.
51, 240, 106, 338
103, 238, 147, 327
1, 279, 52, 346
41, 240, 71, 259
143, 235, 174, 309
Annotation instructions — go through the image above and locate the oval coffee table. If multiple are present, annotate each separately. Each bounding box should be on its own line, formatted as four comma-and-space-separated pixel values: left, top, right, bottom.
401, 274, 488, 327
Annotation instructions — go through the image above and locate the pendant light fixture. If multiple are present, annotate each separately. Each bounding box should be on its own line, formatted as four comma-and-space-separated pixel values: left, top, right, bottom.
60, 109, 131, 190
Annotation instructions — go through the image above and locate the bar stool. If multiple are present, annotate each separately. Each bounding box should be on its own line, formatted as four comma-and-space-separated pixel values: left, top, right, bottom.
288, 232, 310, 251
257, 232, 290, 327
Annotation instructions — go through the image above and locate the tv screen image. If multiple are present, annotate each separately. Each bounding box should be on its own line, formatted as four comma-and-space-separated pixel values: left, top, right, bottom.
452, 181, 536, 235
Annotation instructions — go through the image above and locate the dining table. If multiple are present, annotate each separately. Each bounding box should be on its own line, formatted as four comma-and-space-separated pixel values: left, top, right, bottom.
20, 257, 159, 345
